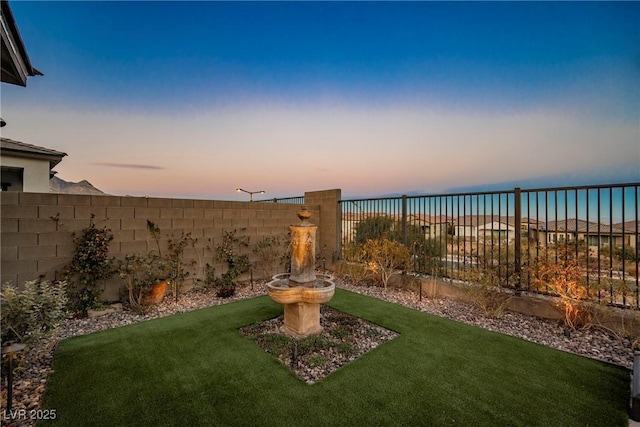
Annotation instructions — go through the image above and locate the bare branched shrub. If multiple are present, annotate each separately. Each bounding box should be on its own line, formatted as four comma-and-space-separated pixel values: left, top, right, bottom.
462, 268, 512, 318
337, 261, 374, 287
529, 257, 592, 330
362, 238, 410, 292
253, 235, 289, 278
336, 243, 374, 286
590, 303, 640, 350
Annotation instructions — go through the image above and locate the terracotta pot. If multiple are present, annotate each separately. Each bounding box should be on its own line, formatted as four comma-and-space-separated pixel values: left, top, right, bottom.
142, 280, 168, 305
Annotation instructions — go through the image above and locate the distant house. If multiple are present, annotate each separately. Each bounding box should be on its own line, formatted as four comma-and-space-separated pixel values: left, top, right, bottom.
341, 211, 388, 243
406, 214, 451, 239
619, 221, 640, 248
451, 215, 517, 243
1, 137, 66, 192
530, 219, 637, 249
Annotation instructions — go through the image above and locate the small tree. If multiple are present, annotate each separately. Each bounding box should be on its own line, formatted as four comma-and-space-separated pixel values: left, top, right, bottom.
213, 229, 250, 297
355, 216, 395, 245
117, 252, 170, 314
411, 238, 445, 275
64, 215, 115, 314
362, 238, 410, 292
166, 232, 198, 300
253, 235, 289, 278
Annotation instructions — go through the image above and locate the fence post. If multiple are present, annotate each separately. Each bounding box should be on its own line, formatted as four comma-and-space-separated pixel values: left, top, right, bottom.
402, 195, 408, 246
514, 187, 522, 292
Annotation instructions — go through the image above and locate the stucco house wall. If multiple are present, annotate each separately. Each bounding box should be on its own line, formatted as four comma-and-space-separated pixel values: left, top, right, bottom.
1, 154, 51, 192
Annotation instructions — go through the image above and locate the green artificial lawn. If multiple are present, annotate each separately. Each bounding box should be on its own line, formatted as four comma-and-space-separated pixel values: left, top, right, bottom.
41, 289, 630, 426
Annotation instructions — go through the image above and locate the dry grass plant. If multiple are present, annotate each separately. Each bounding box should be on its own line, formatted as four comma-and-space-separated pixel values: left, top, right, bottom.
336, 259, 374, 287
590, 303, 640, 349
462, 269, 512, 318
589, 278, 640, 348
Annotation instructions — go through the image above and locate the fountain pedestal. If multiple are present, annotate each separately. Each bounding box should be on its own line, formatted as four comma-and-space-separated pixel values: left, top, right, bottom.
267, 206, 335, 338
283, 302, 322, 337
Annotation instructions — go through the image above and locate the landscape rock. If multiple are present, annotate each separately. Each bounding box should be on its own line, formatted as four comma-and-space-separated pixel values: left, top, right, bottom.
1, 278, 637, 426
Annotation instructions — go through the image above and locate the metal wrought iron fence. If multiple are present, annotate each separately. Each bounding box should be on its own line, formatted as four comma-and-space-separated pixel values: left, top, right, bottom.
257, 196, 305, 204
340, 183, 640, 308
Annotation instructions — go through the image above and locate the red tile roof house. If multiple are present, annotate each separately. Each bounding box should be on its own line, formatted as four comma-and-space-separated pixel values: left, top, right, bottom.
530, 218, 637, 250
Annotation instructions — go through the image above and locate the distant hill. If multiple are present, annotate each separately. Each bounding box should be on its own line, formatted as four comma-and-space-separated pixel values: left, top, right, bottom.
50, 176, 106, 195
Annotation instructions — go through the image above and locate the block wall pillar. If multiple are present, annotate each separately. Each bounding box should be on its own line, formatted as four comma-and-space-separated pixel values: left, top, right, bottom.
304, 189, 341, 269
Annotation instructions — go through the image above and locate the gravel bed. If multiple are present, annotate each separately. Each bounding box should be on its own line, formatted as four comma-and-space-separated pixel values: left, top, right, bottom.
240, 306, 399, 384
2, 278, 637, 426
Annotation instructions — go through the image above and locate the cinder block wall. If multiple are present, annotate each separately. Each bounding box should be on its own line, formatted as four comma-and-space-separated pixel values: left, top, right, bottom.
0, 190, 341, 301
305, 189, 341, 268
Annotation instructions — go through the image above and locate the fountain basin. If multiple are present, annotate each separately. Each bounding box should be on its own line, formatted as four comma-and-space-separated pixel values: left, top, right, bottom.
266, 274, 335, 305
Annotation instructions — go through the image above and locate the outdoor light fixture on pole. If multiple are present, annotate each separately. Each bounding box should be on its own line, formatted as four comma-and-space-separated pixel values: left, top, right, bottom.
2, 343, 26, 411
236, 188, 265, 202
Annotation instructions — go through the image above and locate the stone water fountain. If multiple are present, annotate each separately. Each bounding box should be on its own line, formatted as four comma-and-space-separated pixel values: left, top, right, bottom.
267, 206, 335, 338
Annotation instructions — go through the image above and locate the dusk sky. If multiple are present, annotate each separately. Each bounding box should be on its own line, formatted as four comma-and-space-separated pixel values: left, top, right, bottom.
1, 1, 638, 200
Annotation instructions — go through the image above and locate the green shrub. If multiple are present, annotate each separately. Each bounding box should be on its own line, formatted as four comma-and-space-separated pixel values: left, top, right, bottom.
213, 229, 250, 298
614, 245, 638, 262
306, 354, 327, 368
259, 333, 292, 355
117, 253, 171, 314
354, 216, 395, 245
298, 335, 332, 353
336, 342, 356, 356
1, 280, 68, 344
166, 231, 198, 299
410, 238, 445, 275
330, 325, 351, 340
194, 263, 217, 290
63, 216, 115, 314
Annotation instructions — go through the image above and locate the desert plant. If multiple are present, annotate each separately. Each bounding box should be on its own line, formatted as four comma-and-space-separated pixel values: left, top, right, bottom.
146, 219, 162, 255
462, 268, 512, 318
410, 238, 445, 275
253, 234, 289, 278
529, 257, 592, 330
474, 239, 520, 288
1, 280, 68, 344
614, 245, 638, 262
362, 237, 411, 292
118, 253, 171, 313
166, 232, 198, 300
213, 229, 250, 297
354, 216, 395, 245
590, 302, 640, 349
63, 215, 115, 314
306, 354, 327, 368
195, 263, 217, 290
337, 259, 373, 286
